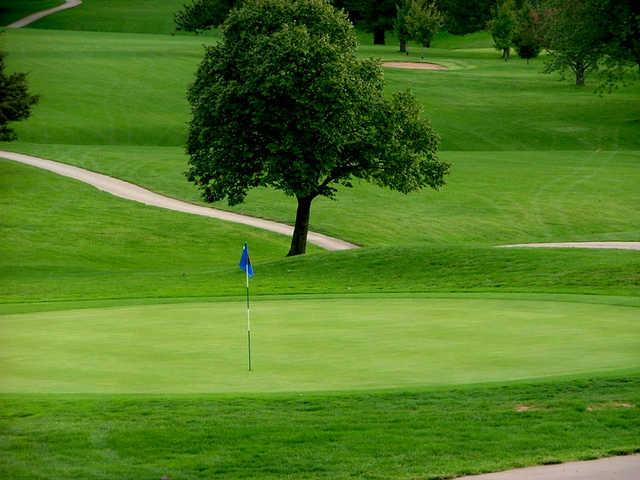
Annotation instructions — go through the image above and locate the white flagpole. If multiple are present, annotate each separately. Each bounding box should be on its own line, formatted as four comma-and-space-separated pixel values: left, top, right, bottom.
246, 264, 252, 372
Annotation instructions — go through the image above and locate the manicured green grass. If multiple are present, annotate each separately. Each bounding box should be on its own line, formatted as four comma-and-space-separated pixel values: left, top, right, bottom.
0, 0, 61, 26
25, 0, 187, 34
4, 29, 639, 150
0, 159, 299, 301
9, 145, 640, 246
2, 377, 639, 479
2, 296, 639, 393
3, 161, 639, 303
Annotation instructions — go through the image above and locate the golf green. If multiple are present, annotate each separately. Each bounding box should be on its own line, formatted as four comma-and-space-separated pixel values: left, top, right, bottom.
2, 296, 638, 393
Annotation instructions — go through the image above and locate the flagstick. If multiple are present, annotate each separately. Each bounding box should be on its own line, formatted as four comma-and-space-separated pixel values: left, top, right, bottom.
246, 265, 252, 372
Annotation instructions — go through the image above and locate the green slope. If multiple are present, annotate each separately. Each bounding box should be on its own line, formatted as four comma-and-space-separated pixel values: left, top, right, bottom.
2, 377, 639, 479
3, 161, 639, 303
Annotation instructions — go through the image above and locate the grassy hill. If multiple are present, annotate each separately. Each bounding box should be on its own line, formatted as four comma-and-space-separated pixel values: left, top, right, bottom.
2, 28, 639, 248
1, 1, 639, 479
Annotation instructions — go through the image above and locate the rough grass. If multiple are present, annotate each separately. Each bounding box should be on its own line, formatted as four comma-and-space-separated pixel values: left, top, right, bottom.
1, 376, 639, 479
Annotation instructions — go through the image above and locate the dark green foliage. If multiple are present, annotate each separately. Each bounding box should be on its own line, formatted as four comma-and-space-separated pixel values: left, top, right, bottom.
438, 0, 497, 34
186, 0, 447, 255
488, 0, 516, 60
405, 0, 444, 51
595, 0, 640, 92
2, 376, 639, 479
540, 0, 608, 86
174, 0, 236, 32
0, 52, 38, 141
513, 0, 541, 62
361, 0, 397, 44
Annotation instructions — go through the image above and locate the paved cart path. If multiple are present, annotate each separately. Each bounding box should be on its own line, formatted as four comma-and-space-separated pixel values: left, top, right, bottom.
0, 151, 358, 251
6, 0, 82, 28
458, 454, 640, 480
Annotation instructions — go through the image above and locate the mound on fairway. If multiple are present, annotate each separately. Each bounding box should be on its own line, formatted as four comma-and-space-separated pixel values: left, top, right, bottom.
2, 296, 638, 393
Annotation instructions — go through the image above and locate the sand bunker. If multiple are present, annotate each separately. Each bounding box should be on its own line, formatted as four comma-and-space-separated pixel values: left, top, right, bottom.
382, 61, 447, 71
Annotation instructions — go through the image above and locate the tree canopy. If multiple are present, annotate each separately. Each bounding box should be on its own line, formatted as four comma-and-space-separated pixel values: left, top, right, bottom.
174, 0, 237, 33
186, 0, 448, 256
405, 0, 444, 51
488, 0, 517, 61
0, 52, 39, 141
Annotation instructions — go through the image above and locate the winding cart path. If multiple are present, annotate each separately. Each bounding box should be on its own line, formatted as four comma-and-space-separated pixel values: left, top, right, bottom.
6, 0, 82, 28
0, 151, 357, 251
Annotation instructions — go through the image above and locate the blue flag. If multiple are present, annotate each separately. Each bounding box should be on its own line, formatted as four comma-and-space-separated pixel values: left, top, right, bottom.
239, 243, 254, 278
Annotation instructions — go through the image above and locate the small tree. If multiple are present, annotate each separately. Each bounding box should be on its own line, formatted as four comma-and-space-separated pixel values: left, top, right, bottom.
0, 52, 38, 141
488, 0, 516, 61
405, 0, 443, 58
186, 0, 449, 256
513, 0, 542, 63
174, 0, 237, 33
395, 0, 410, 54
540, 0, 607, 86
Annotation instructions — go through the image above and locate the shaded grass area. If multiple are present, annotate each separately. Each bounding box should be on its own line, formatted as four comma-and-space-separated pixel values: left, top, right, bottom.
1, 376, 639, 479
0, 0, 61, 26
2, 161, 639, 303
1, 297, 639, 393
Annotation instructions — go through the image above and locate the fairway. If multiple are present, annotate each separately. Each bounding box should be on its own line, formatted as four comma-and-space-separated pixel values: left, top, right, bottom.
1, 1, 639, 478
2, 296, 638, 393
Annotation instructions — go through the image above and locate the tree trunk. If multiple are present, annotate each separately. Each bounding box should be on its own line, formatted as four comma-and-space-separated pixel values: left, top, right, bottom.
422, 38, 431, 48
287, 195, 314, 257
399, 37, 407, 54
373, 27, 385, 45
575, 61, 586, 86
502, 47, 510, 61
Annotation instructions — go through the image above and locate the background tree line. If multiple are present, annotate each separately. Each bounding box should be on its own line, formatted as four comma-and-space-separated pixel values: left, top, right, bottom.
174, 0, 639, 89
487, 0, 639, 88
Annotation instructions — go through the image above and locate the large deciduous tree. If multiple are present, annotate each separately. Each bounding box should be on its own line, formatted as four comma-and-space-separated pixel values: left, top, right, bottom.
186, 0, 448, 256
540, 0, 608, 86
0, 52, 38, 141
